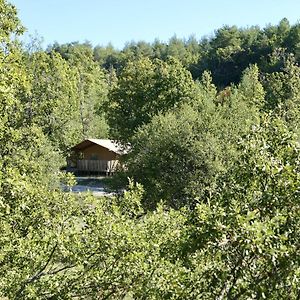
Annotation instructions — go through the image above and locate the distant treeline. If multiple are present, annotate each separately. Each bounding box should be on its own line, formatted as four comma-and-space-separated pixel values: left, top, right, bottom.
49, 18, 299, 87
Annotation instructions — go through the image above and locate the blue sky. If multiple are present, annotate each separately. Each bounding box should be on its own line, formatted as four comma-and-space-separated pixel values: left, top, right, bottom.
10, 0, 300, 49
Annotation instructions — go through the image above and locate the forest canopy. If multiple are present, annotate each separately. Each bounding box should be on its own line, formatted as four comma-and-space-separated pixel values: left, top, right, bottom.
1, 0, 300, 298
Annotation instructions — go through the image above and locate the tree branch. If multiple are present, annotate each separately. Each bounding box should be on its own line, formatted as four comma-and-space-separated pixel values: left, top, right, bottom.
15, 243, 58, 298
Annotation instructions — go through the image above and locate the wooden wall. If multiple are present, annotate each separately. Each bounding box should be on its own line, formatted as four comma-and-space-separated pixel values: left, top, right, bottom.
82, 145, 118, 160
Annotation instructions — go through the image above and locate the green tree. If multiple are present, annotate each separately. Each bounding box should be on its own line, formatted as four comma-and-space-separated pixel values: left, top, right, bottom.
50, 42, 110, 141
238, 64, 265, 108
67, 43, 109, 140
121, 71, 260, 208
182, 116, 300, 299
107, 56, 197, 142
24, 50, 80, 152
264, 54, 300, 133
0, 0, 24, 42
93, 42, 123, 71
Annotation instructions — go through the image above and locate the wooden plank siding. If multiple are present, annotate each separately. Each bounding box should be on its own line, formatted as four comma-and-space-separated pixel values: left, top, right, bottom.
77, 160, 119, 174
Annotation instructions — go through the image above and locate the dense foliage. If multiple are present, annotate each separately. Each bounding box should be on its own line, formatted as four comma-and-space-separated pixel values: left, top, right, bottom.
107, 57, 197, 143
1, 0, 300, 298
51, 18, 300, 88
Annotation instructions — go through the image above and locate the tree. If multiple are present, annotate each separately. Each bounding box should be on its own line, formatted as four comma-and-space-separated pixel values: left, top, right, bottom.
107, 56, 197, 143
0, 1, 69, 295
50, 42, 110, 141
93, 42, 123, 71
238, 64, 265, 108
0, 0, 24, 43
264, 54, 300, 134
66, 43, 109, 140
182, 116, 300, 299
23, 50, 80, 152
120, 70, 260, 209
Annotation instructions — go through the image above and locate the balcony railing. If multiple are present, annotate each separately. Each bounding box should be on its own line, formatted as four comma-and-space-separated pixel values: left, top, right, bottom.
77, 159, 119, 173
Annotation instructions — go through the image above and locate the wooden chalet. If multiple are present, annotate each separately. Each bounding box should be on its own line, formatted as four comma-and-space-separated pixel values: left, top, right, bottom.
69, 139, 125, 175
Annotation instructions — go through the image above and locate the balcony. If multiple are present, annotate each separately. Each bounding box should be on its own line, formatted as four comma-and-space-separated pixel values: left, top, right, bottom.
76, 159, 119, 174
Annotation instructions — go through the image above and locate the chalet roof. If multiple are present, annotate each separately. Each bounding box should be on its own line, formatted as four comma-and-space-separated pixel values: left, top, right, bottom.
72, 139, 126, 155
